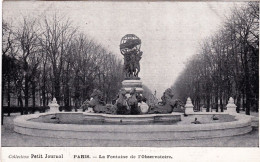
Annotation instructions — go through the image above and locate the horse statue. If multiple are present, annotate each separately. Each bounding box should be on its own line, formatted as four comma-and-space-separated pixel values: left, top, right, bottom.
127, 88, 140, 114
115, 89, 129, 114
80, 89, 117, 114
148, 88, 185, 114
172, 99, 185, 112
80, 89, 135, 115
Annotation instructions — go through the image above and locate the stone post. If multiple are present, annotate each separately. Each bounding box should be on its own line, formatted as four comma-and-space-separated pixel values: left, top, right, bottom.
48, 98, 60, 112
185, 97, 194, 114
217, 99, 220, 112
226, 97, 237, 113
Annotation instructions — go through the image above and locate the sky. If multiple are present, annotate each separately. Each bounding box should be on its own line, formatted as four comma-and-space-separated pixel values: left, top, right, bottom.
3, 1, 242, 97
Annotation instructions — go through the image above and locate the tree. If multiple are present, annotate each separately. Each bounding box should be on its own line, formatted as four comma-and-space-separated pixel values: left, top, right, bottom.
172, 2, 259, 114
15, 18, 41, 114
2, 14, 125, 118
39, 15, 77, 104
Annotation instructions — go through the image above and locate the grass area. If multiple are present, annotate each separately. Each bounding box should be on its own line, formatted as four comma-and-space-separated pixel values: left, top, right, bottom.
1, 113, 259, 147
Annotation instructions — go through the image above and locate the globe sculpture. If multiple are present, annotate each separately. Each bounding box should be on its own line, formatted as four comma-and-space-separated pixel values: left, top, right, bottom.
120, 34, 142, 79
120, 34, 144, 96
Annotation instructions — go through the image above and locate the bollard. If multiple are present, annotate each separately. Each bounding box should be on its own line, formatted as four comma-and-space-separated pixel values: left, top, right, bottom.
185, 97, 194, 114
226, 97, 237, 113
48, 98, 60, 112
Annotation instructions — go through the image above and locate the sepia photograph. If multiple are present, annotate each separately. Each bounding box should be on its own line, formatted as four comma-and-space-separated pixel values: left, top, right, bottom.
1, 0, 259, 152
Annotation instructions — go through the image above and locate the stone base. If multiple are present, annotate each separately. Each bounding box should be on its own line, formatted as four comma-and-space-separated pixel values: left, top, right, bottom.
124, 77, 140, 80
49, 106, 60, 113
185, 107, 194, 114
122, 79, 143, 94
226, 108, 237, 113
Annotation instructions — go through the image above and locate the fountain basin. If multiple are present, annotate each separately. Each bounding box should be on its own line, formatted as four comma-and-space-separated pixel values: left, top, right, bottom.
13, 112, 252, 140
30, 112, 182, 124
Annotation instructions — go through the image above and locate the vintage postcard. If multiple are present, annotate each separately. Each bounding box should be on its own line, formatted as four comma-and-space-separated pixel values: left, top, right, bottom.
1, 1, 259, 162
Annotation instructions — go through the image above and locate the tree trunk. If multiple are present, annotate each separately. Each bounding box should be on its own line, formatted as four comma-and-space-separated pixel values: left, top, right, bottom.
220, 95, 223, 112
24, 74, 29, 114
42, 85, 46, 108
236, 93, 241, 113
242, 91, 246, 111
215, 87, 219, 112
2, 80, 5, 125
7, 76, 11, 116
46, 93, 49, 112
18, 93, 23, 115
32, 80, 36, 113
244, 47, 250, 115
206, 95, 210, 112
64, 84, 70, 111
54, 77, 60, 104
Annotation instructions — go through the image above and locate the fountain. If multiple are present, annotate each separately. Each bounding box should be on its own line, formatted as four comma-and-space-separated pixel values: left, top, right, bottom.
13, 34, 253, 141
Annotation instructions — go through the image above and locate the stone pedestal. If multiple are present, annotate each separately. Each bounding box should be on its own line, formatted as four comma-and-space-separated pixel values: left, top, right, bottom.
226, 97, 237, 113
202, 108, 207, 112
122, 80, 143, 96
185, 97, 194, 114
48, 98, 60, 112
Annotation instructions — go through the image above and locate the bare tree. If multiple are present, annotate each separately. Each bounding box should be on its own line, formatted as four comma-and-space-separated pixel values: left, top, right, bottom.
15, 18, 41, 114
39, 15, 77, 104
172, 2, 259, 114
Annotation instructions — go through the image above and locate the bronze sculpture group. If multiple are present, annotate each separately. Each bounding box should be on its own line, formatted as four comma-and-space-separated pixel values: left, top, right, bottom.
80, 88, 184, 115
123, 50, 142, 78
148, 88, 185, 114
80, 34, 185, 115
120, 34, 142, 79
